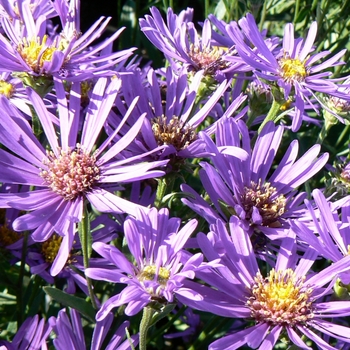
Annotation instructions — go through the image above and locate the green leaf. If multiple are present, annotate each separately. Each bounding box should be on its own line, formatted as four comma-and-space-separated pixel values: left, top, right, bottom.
150, 303, 176, 327
43, 287, 96, 322
0, 292, 16, 305
213, 0, 228, 20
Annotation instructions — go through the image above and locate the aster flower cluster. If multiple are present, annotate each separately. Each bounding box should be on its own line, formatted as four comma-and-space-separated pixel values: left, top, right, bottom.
2, 1, 350, 349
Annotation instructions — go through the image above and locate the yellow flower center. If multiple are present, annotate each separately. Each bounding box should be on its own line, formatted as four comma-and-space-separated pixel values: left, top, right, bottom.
247, 268, 314, 326
18, 35, 58, 73
0, 80, 15, 98
279, 55, 307, 83
139, 265, 171, 286
41, 234, 63, 263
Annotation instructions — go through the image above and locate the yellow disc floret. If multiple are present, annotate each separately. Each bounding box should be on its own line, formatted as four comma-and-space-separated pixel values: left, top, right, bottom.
279, 54, 307, 84
41, 234, 63, 263
18, 35, 58, 73
247, 268, 314, 326
0, 80, 15, 98
139, 265, 171, 286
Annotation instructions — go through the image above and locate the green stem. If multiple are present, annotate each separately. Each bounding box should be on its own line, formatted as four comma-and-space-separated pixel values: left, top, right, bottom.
258, 0, 268, 31
154, 176, 175, 209
316, 123, 328, 145
335, 124, 350, 148
139, 306, 155, 350
258, 98, 283, 134
78, 203, 98, 309
17, 230, 29, 327
293, 0, 300, 24
204, 0, 209, 18
317, 111, 338, 144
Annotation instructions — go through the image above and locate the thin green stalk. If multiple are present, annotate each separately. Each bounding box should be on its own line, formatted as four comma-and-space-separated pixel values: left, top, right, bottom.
17, 230, 29, 327
154, 176, 175, 209
258, 98, 283, 134
316, 123, 329, 145
78, 203, 98, 309
293, 0, 300, 24
258, 0, 268, 31
204, 0, 209, 18
139, 306, 156, 350
335, 124, 350, 148
317, 111, 338, 144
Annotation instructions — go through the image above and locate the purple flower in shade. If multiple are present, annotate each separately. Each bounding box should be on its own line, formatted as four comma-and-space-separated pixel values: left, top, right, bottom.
50, 308, 138, 350
7, 213, 119, 292
0, 77, 167, 275
163, 304, 201, 343
0, 315, 52, 350
292, 189, 350, 283
85, 207, 206, 319
0, 0, 135, 82
107, 67, 246, 170
190, 216, 350, 350
181, 118, 328, 241
225, 13, 349, 131
139, 7, 246, 79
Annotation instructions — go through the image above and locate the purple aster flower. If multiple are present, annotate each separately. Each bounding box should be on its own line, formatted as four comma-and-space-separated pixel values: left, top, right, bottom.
107, 67, 246, 171
85, 207, 206, 319
51, 308, 138, 350
0, 0, 134, 82
225, 13, 348, 131
192, 216, 350, 349
292, 189, 350, 283
0, 0, 56, 27
140, 7, 246, 79
181, 118, 328, 241
7, 213, 119, 287
0, 77, 167, 275
0, 314, 52, 350
207, 13, 281, 55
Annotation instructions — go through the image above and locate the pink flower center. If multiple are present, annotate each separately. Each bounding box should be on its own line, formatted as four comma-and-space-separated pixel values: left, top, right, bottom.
40, 144, 100, 200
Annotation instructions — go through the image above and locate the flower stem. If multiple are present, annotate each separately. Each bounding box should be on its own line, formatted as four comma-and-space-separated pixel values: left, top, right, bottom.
17, 230, 29, 327
317, 111, 338, 144
258, 98, 283, 134
154, 176, 175, 209
78, 203, 98, 309
139, 306, 155, 350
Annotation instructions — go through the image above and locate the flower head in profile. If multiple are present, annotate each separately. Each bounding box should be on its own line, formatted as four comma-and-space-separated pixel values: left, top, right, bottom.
50, 308, 138, 350
140, 7, 246, 80
86, 207, 205, 318
225, 13, 348, 131
0, 77, 167, 275
292, 189, 350, 282
192, 217, 350, 350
